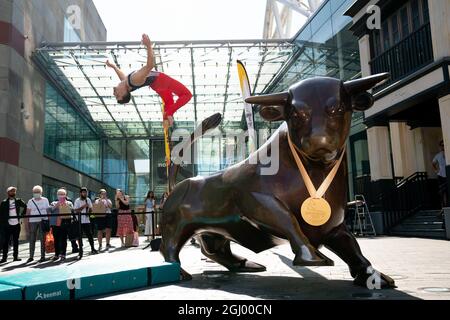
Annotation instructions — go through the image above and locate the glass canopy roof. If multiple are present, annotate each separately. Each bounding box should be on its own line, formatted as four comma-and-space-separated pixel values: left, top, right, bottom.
34, 39, 298, 138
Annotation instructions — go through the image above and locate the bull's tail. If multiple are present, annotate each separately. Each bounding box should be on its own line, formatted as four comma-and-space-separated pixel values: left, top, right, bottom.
168, 113, 222, 192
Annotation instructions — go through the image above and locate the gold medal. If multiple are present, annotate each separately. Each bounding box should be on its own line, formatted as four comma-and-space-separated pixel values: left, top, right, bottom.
287, 133, 346, 228
301, 197, 331, 226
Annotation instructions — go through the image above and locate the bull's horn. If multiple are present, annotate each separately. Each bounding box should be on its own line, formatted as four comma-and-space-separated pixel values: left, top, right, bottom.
344, 73, 390, 94
246, 92, 289, 106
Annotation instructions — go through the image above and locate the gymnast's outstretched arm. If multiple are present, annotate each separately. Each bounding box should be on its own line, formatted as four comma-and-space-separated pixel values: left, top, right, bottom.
106, 60, 127, 81
128, 34, 155, 86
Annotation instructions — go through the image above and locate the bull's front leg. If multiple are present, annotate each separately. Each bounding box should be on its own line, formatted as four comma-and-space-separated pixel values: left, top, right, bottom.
238, 191, 332, 266
324, 224, 396, 289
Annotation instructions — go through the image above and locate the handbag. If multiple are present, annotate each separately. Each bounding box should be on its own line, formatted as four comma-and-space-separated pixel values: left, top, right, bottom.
45, 229, 55, 254
32, 200, 50, 233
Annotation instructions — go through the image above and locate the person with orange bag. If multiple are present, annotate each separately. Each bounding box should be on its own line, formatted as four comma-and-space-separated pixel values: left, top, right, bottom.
48, 189, 73, 262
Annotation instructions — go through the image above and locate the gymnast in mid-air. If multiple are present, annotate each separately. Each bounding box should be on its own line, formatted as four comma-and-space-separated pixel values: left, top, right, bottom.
107, 34, 192, 127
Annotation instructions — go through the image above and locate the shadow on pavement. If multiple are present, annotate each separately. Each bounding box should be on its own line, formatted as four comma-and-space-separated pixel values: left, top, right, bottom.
145, 252, 421, 300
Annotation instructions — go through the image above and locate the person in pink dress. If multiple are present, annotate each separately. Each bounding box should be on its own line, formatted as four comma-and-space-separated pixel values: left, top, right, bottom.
115, 189, 134, 247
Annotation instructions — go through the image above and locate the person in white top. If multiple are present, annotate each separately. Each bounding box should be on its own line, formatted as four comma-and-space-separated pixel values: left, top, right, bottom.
1, 187, 27, 263
432, 140, 447, 210
73, 187, 98, 260
26, 186, 50, 263
94, 189, 113, 251
143, 191, 156, 242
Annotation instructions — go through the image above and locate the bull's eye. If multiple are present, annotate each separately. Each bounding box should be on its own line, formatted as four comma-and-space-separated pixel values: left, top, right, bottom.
327, 105, 345, 117
293, 111, 310, 123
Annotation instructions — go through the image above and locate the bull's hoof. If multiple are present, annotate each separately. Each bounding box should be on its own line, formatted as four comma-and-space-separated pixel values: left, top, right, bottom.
353, 267, 396, 289
227, 259, 266, 273
293, 246, 334, 267
293, 255, 329, 266
180, 268, 193, 281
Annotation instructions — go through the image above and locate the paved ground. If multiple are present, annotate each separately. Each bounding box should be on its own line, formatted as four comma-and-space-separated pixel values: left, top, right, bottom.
1, 236, 450, 300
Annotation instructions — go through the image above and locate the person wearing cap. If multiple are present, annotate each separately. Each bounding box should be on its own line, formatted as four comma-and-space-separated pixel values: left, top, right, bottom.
73, 187, 98, 260
94, 189, 113, 251
0, 187, 27, 263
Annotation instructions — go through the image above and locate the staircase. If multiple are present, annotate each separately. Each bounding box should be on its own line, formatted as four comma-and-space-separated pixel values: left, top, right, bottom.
390, 210, 446, 239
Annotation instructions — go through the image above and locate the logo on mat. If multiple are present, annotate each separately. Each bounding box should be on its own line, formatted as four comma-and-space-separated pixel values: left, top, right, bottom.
35, 290, 62, 300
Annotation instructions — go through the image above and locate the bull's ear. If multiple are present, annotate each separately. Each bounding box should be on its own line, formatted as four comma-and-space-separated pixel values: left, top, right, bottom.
343, 73, 390, 95
246, 92, 289, 122
352, 92, 374, 111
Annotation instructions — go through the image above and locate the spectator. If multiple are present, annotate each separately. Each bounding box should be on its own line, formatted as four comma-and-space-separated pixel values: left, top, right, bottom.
144, 191, 156, 242
94, 189, 113, 251
26, 186, 50, 263
157, 192, 169, 232
433, 140, 447, 213
74, 187, 98, 260
160, 192, 169, 208
48, 189, 73, 262
115, 189, 133, 247
0, 187, 27, 263
55, 190, 79, 254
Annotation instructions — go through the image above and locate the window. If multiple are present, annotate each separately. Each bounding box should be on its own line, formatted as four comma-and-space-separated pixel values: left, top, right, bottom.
382, 21, 391, 51
372, 30, 382, 58
422, 0, 430, 23
371, 0, 430, 54
400, 7, 409, 39
391, 13, 400, 44
411, 0, 421, 31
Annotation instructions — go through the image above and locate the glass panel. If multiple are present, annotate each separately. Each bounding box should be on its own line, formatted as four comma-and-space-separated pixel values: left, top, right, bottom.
127, 140, 150, 208
44, 83, 101, 179
64, 17, 81, 42
103, 140, 127, 190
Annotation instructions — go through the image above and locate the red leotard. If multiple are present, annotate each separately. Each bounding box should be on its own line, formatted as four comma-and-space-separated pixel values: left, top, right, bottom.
128, 71, 192, 119
150, 72, 193, 119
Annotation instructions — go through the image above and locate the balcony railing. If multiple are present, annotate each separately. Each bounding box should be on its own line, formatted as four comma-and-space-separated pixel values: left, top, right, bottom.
370, 23, 434, 91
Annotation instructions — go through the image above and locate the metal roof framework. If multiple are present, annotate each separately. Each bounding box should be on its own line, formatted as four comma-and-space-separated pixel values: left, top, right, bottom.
263, 0, 323, 39
34, 39, 299, 139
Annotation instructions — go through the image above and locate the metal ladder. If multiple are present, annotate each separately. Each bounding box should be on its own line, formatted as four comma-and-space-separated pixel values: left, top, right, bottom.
350, 195, 376, 237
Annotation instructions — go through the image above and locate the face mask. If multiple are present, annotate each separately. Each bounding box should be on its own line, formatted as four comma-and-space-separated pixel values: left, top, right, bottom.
33, 193, 41, 199
58, 196, 66, 202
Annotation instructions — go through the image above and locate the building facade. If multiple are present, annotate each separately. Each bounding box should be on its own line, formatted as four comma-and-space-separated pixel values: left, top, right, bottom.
0, 0, 107, 203
346, 0, 450, 235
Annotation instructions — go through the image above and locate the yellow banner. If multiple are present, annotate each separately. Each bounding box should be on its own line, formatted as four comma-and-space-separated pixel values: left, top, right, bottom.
237, 60, 257, 154
161, 103, 171, 189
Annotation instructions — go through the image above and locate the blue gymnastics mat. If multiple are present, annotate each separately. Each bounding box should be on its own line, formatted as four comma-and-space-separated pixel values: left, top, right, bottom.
0, 261, 180, 300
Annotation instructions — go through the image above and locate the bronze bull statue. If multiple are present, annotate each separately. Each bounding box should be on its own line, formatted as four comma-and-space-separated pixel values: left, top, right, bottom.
160, 73, 395, 289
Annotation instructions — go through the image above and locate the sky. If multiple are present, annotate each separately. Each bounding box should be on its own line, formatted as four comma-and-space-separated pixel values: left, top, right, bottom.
92, 0, 306, 42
